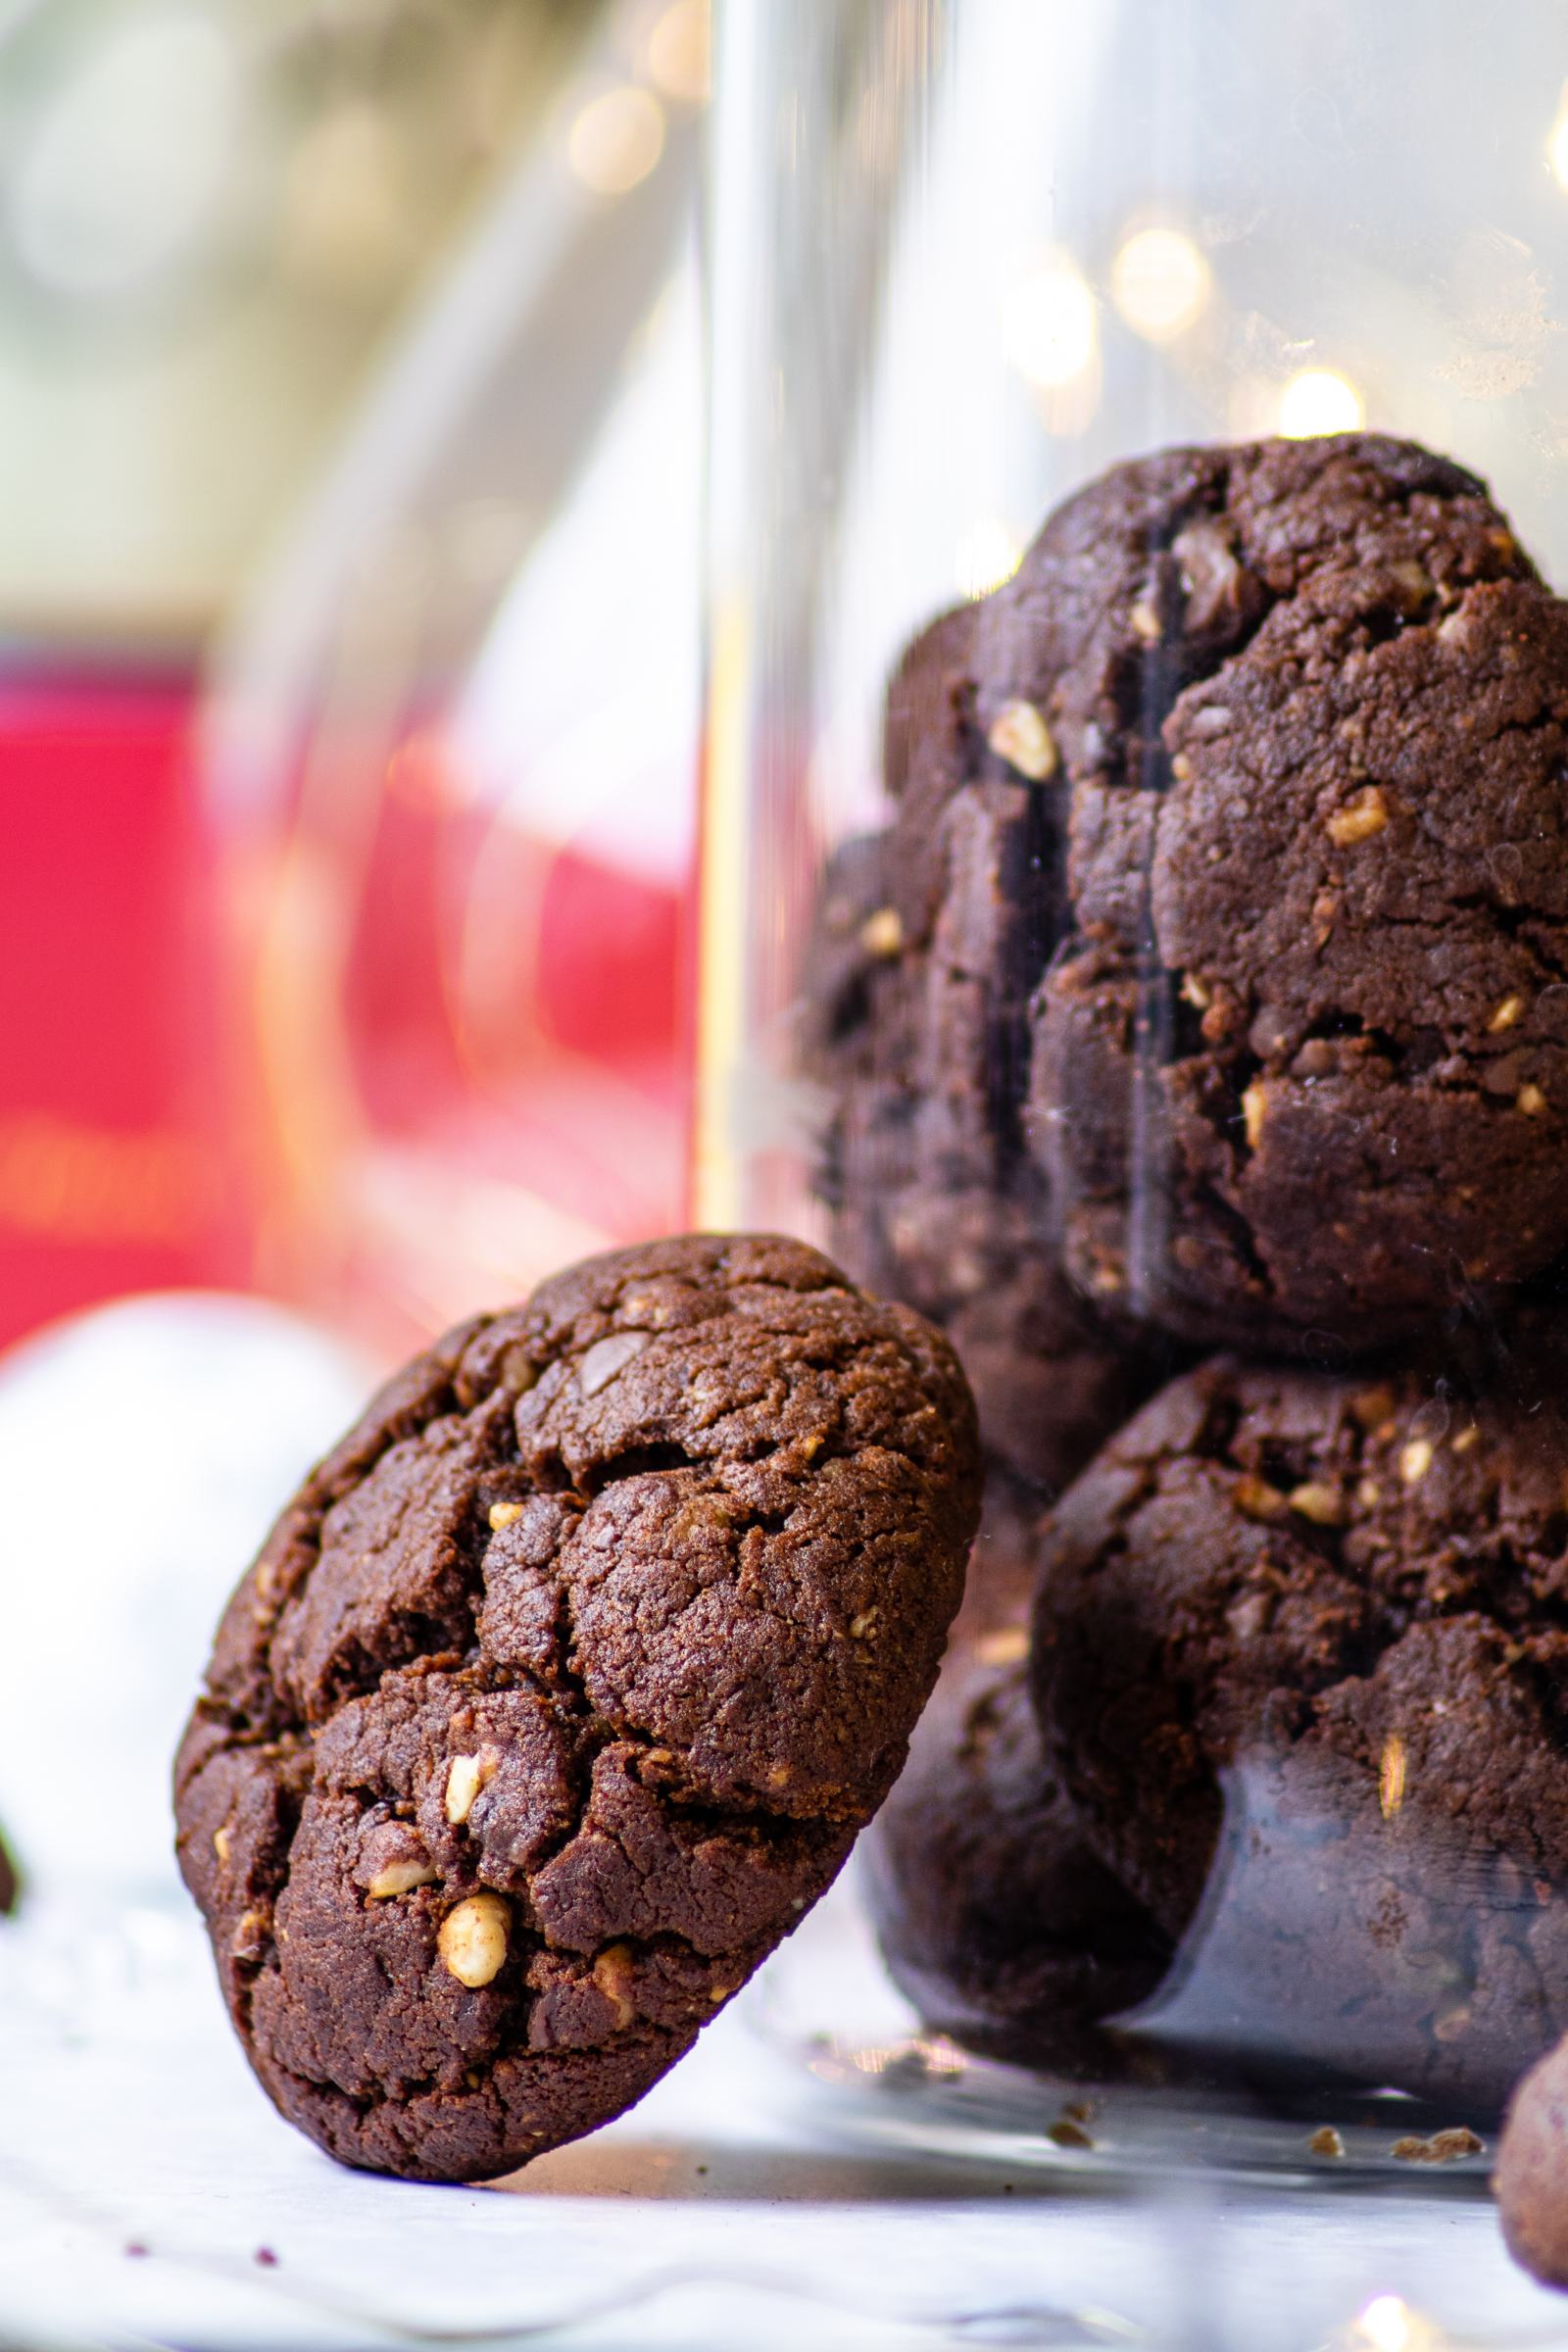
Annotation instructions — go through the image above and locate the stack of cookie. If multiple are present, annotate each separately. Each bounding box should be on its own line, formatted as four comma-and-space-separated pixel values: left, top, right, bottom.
810, 433, 1568, 2116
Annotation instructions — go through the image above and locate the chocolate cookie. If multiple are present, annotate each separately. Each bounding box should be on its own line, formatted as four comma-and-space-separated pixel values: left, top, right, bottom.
1032, 1353, 1568, 2108
862, 1634, 1170, 2069
175, 1235, 981, 2181
804, 830, 1168, 1500
1017, 434, 1568, 1351
1495, 2034, 1568, 2287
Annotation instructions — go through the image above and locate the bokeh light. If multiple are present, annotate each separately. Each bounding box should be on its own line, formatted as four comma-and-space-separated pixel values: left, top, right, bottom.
10, 11, 241, 299
647, 0, 710, 106
1109, 224, 1210, 342
955, 517, 1023, 600
1549, 84, 1568, 187
567, 86, 666, 196
1002, 256, 1097, 390
1278, 366, 1365, 437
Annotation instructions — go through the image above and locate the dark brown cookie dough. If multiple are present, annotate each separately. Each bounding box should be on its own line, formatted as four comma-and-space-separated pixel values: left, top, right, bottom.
1032, 1352, 1568, 2109
175, 1235, 981, 2181
804, 829, 1170, 1499
1017, 433, 1568, 1351
822, 437, 1568, 1356
1495, 2034, 1568, 2287
862, 1634, 1170, 2070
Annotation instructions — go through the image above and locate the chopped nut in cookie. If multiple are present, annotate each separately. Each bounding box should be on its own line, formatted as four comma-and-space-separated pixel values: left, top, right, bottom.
438, 1892, 510, 1987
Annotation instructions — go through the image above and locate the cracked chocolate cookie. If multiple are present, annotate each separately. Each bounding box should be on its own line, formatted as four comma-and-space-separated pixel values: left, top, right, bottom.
821, 436, 1568, 1356
862, 1632, 1170, 2070
804, 828, 1170, 1506
1017, 433, 1568, 1351
1495, 2034, 1568, 2287
174, 1234, 981, 2180
1031, 1354, 1568, 2109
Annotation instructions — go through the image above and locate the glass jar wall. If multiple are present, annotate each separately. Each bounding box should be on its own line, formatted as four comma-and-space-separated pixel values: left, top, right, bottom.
703, 0, 1568, 2170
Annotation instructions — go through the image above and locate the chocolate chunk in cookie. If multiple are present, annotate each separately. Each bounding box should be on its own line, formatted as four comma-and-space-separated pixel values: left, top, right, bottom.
863, 1636, 1170, 2069
1017, 433, 1566, 1351
175, 1235, 980, 2180
1032, 1352, 1568, 2108
1496, 2034, 1568, 2287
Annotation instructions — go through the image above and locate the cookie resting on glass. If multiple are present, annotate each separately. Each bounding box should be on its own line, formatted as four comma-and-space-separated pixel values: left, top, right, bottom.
174, 1235, 980, 2181
1032, 1351, 1568, 2110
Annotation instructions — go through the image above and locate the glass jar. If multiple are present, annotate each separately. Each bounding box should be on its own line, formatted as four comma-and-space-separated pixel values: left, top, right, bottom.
703, 0, 1568, 2192
202, 0, 708, 1361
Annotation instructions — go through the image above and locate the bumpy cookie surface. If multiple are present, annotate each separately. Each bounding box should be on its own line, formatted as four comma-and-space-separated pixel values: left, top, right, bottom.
819, 436, 1568, 1355
863, 1635, 1169, 2069
804, 826, 1171, 1499
1018, 433, 1568, 1349
1032, 1353, 1568, 2108
175, 1235, 980, 2180
1495, 2034, 1568, 2287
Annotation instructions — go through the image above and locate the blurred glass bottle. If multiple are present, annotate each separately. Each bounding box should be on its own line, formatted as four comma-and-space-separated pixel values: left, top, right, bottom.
203, 0, 708, 1357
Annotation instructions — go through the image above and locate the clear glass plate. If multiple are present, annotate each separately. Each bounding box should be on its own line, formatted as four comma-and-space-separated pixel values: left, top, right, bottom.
749, 1868, 1498, 2193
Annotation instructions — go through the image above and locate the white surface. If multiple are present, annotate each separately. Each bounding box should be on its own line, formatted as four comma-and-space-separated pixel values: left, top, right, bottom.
3, 1892, 1568, 2352
0, 1292, 370, 1896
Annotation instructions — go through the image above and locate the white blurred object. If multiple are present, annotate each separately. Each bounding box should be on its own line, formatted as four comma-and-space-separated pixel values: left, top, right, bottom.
0, 1292, 369, 1899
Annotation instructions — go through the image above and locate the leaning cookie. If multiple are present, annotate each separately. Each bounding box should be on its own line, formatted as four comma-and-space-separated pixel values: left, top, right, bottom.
1495, 2035, 1568, 2288
862, 1635, 1170, 2070
175, 1235, 981, 2181
1032, 1352, 1568, 2110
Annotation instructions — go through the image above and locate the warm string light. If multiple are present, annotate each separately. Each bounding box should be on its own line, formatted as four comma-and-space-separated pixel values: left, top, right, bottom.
955, 517, 1023, 601
1003, 255, 1098, 391
1349, 2294, 1440, 2352
1278, 366, 1365, 437
647, 0, 710, 105
1549, 83, 1568, 187
1109, 224, 1210, 342
567, 85, 666, 195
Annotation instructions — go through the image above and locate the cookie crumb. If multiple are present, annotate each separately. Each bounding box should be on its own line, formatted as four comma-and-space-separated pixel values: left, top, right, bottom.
1308, 2126, 1345, 2159
124, 2243, 148, 2260
254, 2247, 278, 2268
1392, 2126, 1483, 2163
1048, 2118, 1094, 2150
